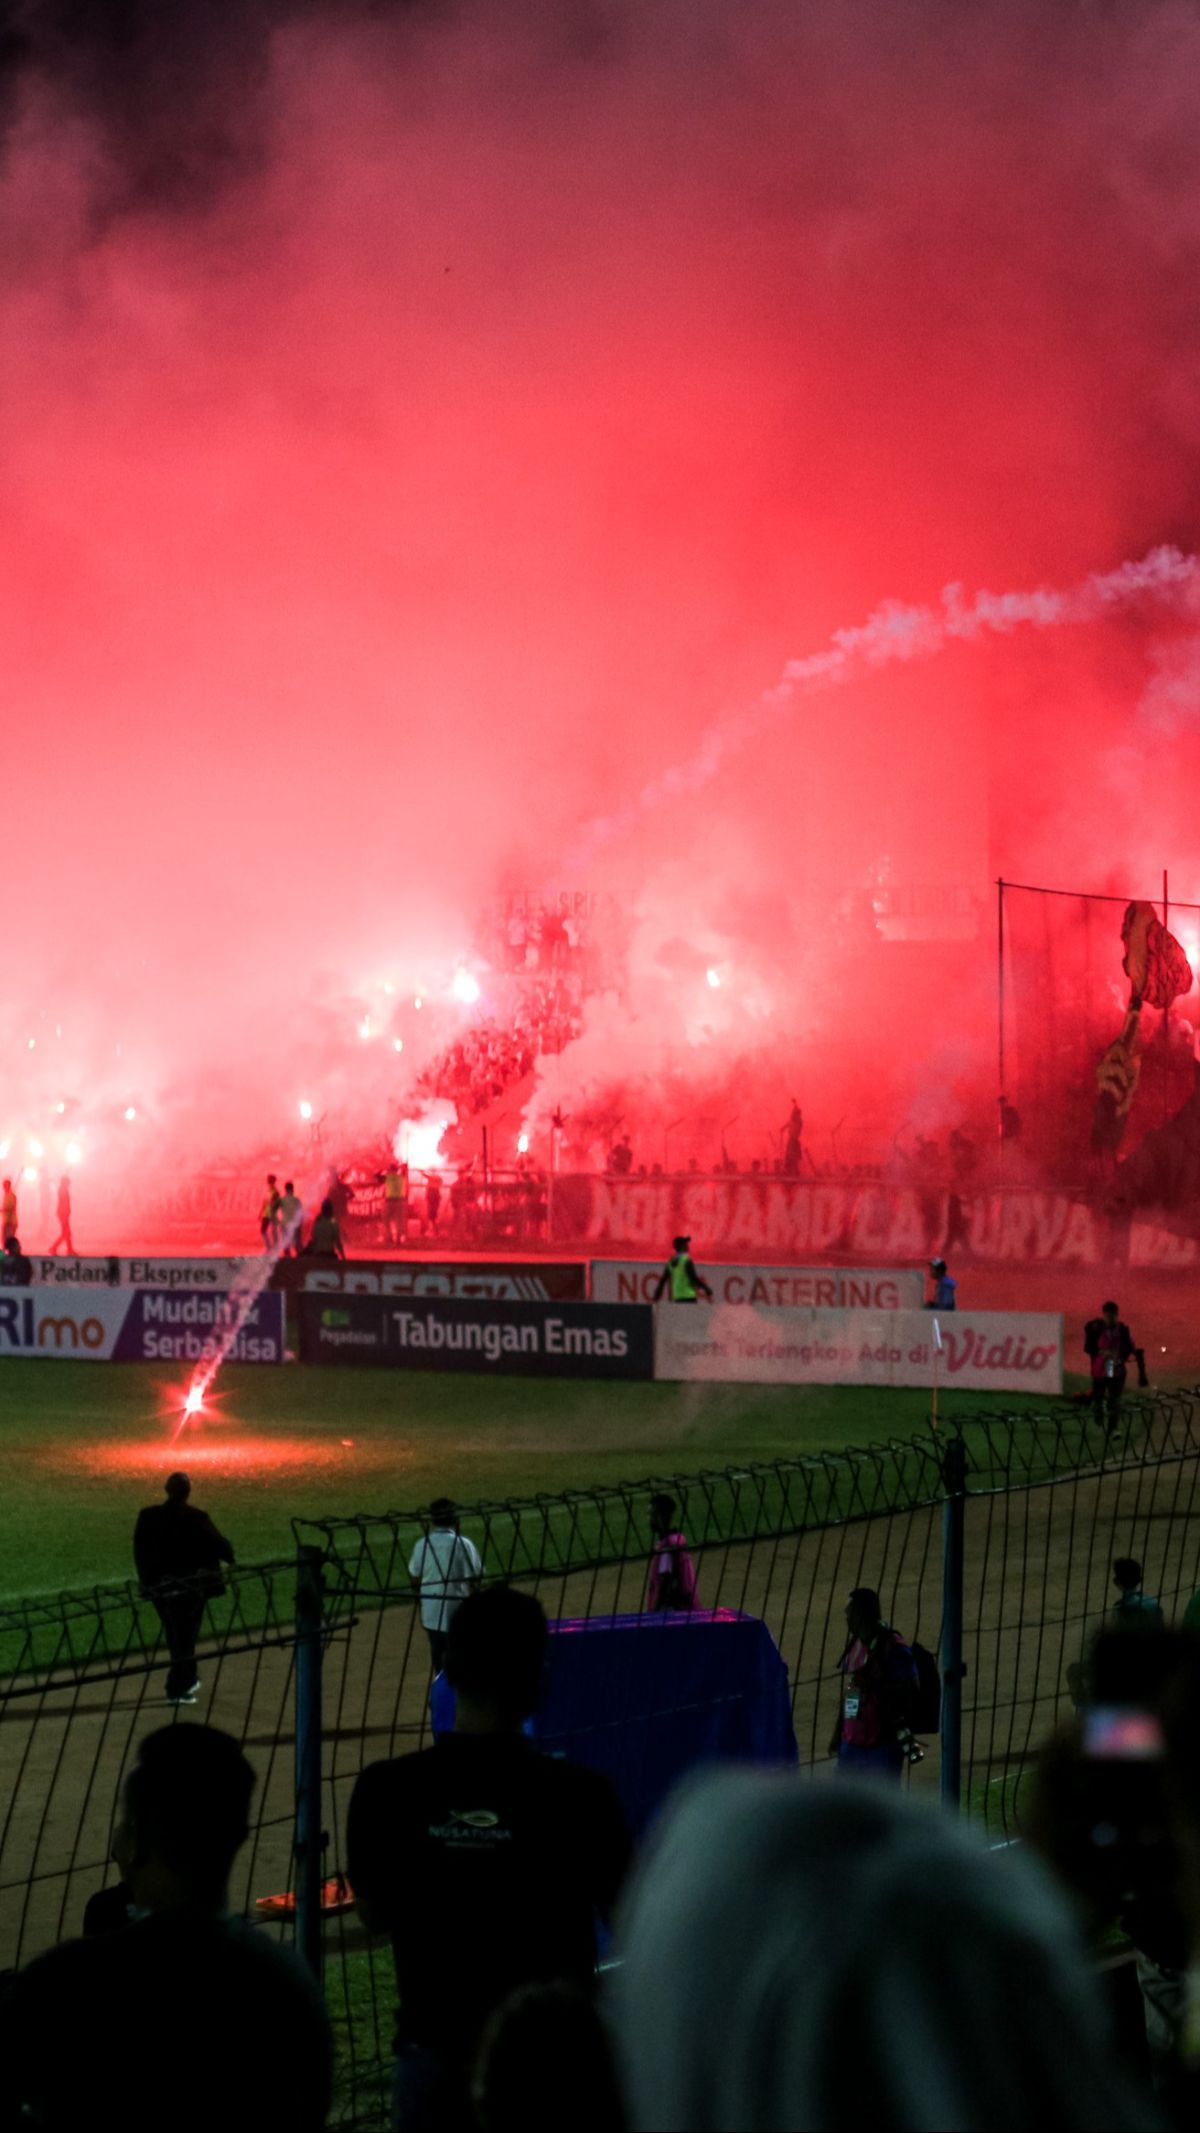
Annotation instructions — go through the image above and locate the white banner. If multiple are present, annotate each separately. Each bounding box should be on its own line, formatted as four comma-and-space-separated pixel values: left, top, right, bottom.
593, 1260, 923, 1310
653, 1304, 1063, 1395
24, 1256, 250, 1289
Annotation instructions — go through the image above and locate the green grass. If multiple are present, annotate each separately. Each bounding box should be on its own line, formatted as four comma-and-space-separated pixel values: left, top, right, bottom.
0, 1358, 1100, 1601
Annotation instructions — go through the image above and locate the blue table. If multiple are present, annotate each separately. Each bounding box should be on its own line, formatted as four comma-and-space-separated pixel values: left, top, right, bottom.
432, 1607, 797, 1838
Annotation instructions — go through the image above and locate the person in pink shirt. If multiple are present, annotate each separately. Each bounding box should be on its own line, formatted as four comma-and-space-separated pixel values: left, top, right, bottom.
645, 1494, 699, 1613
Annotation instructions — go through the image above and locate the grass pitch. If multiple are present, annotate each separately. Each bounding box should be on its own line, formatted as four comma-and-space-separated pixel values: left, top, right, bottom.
0, 1358, 1091, 1599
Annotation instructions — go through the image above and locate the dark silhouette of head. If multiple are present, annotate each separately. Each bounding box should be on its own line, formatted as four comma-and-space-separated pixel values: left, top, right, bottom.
474, 1982, 625, 2133
115, 1724, 254, 1911
847, 1587, 884, 1641
445, 1587, 547, 1729
430, 1497, 457, 1528
165, 1472, 191, 1504
1102, 1301, 1119, 1322
650, 1493, 677, 1538
1112, 1557, 1143, 1593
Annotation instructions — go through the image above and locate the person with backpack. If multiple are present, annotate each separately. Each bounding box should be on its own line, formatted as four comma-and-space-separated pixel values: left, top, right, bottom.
830, 1587, 922, 1781
645, 1494, 699, 1613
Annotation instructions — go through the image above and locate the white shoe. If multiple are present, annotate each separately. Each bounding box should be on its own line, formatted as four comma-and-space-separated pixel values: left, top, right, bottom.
167, 1691, 199, 1706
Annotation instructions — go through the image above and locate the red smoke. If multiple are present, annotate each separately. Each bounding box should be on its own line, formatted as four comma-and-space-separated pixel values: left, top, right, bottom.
2, 2, 1199, 1199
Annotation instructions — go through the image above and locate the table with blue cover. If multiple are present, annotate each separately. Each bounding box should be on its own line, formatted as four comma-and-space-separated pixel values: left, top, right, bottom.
432, 1607, 797, 1838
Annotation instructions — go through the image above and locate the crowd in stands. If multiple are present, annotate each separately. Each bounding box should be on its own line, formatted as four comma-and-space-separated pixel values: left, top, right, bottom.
415, 978, 584, 1118
5, 1483, 1200, 2131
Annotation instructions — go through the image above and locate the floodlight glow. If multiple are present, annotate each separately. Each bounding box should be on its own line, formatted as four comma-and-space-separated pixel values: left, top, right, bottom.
299, 1099, 314, 1121
452, 968, 481, 1005
124, 1105, 137, 1121
706, 968, 721, 988
517, 1131, 529, 1154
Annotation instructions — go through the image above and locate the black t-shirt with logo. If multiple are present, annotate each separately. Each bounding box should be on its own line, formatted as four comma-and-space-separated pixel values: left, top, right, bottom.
346, 1733, 632, 2058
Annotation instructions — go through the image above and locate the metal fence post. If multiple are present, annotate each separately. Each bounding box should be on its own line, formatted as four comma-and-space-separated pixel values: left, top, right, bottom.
940, 1436, 967, 1808
294, 1542, 326, 1981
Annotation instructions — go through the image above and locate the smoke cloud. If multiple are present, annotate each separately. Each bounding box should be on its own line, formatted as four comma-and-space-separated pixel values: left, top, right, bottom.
3, 0, 1200, 1196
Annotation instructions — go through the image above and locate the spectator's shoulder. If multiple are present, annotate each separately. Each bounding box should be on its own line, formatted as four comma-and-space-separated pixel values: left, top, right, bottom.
353, 1747, 436, 1804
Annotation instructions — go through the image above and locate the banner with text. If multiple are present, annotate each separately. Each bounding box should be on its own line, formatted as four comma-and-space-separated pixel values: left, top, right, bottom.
654, 1304, 1063, 1395
556, 1175, 1198, 1269
24, 1256, 250, 1290
298, 1294, 652, 1379
0, 1286, 285, 1363
592, 1260, 923, 1310
282, 1258, 586, 1301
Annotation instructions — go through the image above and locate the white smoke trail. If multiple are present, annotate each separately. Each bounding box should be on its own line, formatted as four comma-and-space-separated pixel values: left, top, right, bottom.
575, 546, 1198, 865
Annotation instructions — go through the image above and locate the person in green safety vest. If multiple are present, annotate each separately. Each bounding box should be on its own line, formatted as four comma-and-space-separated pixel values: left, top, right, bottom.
652, 1235, 714, 1303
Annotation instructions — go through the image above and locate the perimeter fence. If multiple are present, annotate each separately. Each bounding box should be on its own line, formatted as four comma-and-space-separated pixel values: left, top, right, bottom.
5, 1387, 1200, 2123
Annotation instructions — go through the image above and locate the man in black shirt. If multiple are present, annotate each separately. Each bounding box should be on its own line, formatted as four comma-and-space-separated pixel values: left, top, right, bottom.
0, 1724, 332, 2133
134, 1472, 235, 1704
348, 1586, 631, 2130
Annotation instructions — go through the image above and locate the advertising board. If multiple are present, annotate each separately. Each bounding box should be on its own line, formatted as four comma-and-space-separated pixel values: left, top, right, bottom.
592, 1260, 923, 1309
298, 1294, 652, 1379
653, 1304, 1063, 1395
0, 1286, 285, 1363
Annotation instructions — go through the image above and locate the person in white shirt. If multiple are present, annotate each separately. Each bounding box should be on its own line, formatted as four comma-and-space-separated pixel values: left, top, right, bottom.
277, 1181, 304, 1256
408, 1499, 483, 1668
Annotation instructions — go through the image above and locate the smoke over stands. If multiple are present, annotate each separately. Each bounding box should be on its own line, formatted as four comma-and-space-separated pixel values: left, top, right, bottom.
2, 1, 1199, 1190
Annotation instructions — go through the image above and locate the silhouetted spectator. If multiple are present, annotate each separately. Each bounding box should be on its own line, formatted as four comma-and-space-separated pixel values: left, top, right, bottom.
613, 1773, 1153, 2133
49, 1175, 74, 1254
424, 1174, 442, 1234
0, 1724, 332, 2132
645, 1494, 698, 1613
258, 1172, 281, 1251
1, 1176, 16, 1243
347, 1587, 631, 2129
1111, 1557, 1165, 1633
1028, 1631, 1200, 2116
999, 1095, 1022, 1141
134, 1473, 234, 1705
609, 1136, 633, 1176
925, 1256, 957, 1310
473, 1983, 626, 2133
830, 1587, 919, 1782
0, 1236, 31, 1285
1084, 1301, 1142, 1429
304, 1197, 345, 1259
408, 1498, 483, 1668
277, 1180, 304, 1255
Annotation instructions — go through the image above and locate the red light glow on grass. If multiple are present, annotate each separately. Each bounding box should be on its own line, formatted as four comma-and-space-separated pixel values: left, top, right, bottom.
64, 1435, 367, 1480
